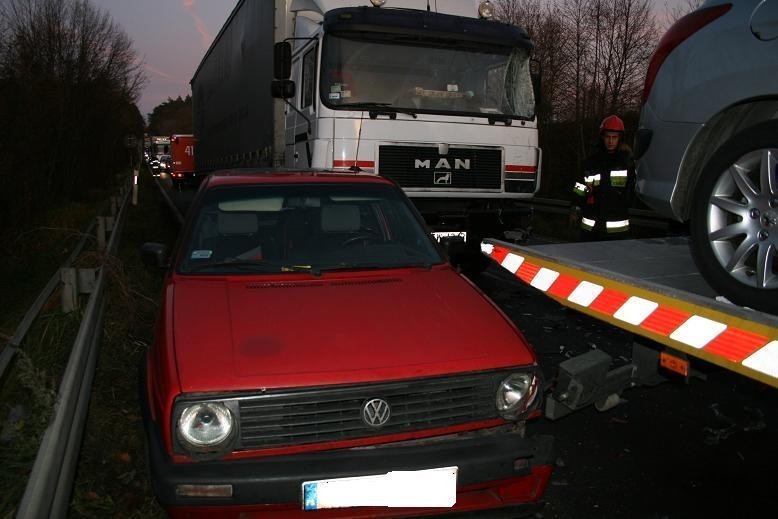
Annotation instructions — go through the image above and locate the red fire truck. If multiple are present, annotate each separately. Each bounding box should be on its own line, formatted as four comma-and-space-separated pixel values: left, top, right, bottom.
170, 134, 196, 188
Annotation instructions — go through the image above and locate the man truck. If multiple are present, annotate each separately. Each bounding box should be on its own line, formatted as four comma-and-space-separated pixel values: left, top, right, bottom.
190, 0, 541, 253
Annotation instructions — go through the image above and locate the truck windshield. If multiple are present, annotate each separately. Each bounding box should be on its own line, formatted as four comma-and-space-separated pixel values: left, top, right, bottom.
321, 34, 535, 119
179, 182, 444, 275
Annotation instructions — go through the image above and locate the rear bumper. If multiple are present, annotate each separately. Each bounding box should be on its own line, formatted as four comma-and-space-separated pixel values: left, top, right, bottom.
635, 103, 702, 221
144, 411, 553, 516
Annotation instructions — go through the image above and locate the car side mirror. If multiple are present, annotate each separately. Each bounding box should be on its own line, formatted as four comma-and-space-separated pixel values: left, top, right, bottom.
141, 242, 169, 269
274, 41, 292, 79
271, 79, 295, 99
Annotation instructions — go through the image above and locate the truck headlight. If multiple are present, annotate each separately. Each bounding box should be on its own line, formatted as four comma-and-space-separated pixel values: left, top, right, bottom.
496, 372, 539, 419
478, 1, 494, 19
177, 402, 235, 452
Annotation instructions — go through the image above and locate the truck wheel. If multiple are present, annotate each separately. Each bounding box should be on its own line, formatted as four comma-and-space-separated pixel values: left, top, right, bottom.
690, 120, 778, 314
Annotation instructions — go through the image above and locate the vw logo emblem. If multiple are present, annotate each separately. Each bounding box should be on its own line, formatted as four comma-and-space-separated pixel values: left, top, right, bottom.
362, 398, 391, 427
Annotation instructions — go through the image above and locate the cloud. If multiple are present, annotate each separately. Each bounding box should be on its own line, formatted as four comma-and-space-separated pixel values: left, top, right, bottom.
138, 59, 186, 84
143, 62, 175, 81
181, 0, 213, 49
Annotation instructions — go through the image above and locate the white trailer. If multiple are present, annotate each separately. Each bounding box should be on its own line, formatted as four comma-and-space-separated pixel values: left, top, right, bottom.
191, 0, 541, 244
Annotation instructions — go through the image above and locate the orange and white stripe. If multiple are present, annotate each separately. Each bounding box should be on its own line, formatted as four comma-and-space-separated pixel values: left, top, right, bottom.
481, 241, 778, 387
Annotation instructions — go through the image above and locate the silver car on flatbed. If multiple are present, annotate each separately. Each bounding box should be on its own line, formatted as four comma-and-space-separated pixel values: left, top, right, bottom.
634, 0, 778, 313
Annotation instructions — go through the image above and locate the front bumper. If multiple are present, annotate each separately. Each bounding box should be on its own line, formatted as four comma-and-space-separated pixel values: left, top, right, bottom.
144, 411, 553, 515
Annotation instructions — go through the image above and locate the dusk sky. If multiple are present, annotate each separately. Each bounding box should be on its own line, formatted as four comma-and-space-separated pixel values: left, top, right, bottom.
97, 0, 236, 118
96, 0, 684, 120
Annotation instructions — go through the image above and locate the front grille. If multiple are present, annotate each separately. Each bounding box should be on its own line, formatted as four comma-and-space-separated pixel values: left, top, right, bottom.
237, 370, 509, 450
378, 145, 502, 190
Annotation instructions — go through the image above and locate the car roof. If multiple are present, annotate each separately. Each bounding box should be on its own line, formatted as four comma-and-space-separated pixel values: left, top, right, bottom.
204, 169, 397, 188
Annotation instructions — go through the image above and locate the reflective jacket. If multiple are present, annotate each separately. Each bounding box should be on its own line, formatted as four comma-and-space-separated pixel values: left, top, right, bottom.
573, 145, 635, 236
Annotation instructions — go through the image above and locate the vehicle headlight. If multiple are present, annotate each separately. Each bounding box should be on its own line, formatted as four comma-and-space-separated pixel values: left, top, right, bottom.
177, 402, 235, 452
478, 1, 494, 19
496, 372, 539, 419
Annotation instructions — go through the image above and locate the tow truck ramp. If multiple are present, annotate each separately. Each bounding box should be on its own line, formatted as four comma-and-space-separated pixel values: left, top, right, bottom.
481, 237, 778, 390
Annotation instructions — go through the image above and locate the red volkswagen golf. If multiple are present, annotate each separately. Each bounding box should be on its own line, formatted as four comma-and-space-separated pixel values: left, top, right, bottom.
141, 170, 552, 518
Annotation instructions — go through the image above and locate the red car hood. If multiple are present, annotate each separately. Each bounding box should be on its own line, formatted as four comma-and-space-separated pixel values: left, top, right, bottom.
172, 268, 535, 393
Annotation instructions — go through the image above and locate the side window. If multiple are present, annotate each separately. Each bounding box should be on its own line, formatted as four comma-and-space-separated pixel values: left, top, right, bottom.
301, 45, 317, 110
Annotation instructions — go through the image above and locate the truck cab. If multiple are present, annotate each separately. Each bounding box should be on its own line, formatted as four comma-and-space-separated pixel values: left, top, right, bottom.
191, 0, 541, 257
279, 1, 541, 244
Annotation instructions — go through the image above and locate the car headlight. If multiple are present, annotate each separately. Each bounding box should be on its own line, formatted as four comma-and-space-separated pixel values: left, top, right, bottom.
177, 402, 235, 452
496, 372, 539, 419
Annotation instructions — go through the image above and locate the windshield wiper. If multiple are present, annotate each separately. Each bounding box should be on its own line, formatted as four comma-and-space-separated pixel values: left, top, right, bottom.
336, 102, 418, 120
188, 259, 281, 273
281, 264, 321, 276
486, 113, 513, 125
315, 262, 434, 274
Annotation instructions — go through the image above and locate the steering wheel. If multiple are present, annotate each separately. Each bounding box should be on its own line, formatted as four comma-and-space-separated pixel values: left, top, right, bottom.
341, 227, 381, 246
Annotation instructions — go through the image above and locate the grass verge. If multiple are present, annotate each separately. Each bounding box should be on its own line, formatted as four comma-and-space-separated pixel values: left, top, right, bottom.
69, 170, 178, 517
0, 193, 113, 337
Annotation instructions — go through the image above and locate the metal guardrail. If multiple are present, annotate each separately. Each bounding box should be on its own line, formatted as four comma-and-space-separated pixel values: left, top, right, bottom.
151, 169, 185, 226
0, 221, 96, 381
517, 197, 671, 230
13, 181, 131, 519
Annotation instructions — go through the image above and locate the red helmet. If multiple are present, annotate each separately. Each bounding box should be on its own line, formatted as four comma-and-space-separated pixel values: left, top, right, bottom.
600, 115, 625, 133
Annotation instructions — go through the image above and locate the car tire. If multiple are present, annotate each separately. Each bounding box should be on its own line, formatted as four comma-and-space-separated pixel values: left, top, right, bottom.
690, 120, 778, 314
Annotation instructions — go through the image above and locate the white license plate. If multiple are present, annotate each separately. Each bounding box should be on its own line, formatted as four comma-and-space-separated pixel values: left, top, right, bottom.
302, 466, 457, 510
432, 231, 467, 242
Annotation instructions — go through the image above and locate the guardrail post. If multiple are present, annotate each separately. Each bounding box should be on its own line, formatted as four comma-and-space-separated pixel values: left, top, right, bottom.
132, 169, 139, 206
96, 217, 106, 251
61, 268, 77, 313
77, 268, 97, 295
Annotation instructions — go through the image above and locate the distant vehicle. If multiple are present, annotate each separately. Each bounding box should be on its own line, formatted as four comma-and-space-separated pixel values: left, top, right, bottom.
634, 0, 778, 313
169, 134, 196, 188
148, 154, 170, 177
140, 170, 552, 517
191, 0, 542, 260
149, 158, 161, 176
150, 135, 170, 160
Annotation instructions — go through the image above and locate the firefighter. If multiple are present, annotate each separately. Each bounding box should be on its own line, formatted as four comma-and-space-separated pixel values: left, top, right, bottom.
570, 115, 636, 241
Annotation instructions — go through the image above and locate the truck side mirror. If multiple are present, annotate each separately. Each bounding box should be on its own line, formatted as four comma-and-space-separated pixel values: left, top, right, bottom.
274, 41, 292, 79
530, 58, 542, 107
141, 242, 169, 269
271, 79, 295, 99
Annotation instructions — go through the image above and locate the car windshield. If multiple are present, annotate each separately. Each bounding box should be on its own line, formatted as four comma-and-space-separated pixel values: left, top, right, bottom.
321, 34, 535, 119
178, 182, 444, 275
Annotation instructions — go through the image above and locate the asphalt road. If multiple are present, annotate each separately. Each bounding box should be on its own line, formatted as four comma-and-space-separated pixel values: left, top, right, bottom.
471, 264, 778, 519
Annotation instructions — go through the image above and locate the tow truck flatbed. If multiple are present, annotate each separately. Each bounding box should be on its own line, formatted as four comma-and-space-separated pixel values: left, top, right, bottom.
481, 237, 778, 388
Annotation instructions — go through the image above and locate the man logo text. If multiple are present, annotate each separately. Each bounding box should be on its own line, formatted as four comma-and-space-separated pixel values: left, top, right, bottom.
414, 158, 470, 170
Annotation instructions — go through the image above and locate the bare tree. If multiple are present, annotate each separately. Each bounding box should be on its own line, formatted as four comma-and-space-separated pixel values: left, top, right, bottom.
0, 0, 146, 232
495, 0, 660, 197
663, 0, 703, 28
587, 0, 658, 117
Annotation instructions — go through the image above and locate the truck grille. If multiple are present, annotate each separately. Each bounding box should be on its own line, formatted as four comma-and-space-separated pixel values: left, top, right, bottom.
378, 145, 502, 190
238, 370, 508, 449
